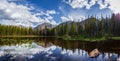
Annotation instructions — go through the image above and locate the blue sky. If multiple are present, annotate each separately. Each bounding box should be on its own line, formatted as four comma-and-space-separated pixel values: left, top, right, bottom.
0, 0, 120, 27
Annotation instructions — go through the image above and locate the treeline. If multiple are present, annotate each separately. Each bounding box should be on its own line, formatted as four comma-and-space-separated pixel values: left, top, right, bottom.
0, 13, 120, 37
0, 25, 34, 36
38, 14, 120, 37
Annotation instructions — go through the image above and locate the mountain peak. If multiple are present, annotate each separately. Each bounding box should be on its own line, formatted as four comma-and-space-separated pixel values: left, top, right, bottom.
34, 23, 56, 30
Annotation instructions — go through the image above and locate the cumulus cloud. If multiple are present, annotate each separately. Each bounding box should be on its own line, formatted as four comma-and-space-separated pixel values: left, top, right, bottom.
97, 0, 109, 9
61, 16, 73, 22
0, 0, 58, 27
63, 0, 97, 9
98, 0, 120, 13
59, 4, 86, 22
46, 10, 57, 15
63, 0, 120, 13
107, 0, 120, 14
38, 10, 58, 25
61, 14, 85, 22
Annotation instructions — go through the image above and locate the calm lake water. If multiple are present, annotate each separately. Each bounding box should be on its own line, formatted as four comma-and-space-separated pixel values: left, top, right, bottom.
0, 37, 120, 61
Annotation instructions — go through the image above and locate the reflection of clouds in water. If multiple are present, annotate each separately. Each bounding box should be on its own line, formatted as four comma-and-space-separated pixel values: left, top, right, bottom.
0, 42, 57, 56
0, 42, 61, 61
117, 57, 120, 61
0, 42, 119, 61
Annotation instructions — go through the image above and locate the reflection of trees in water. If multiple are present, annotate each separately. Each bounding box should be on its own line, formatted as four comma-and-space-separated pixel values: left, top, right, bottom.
0, 37, 119, 61
0, 37, 120, 61
57, 40, 120, 54
35, 38, 120, 56
0, 47, 118, 61
0, 38, 33, 45
2, 37, 119, 56
34, 37, 120, 59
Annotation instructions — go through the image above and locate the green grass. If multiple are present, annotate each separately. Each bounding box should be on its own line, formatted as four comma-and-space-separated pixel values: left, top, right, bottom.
111, 37, 120, 40
62, 36, 105, 42
57, 35, 120, 42
0, 35, 120, 42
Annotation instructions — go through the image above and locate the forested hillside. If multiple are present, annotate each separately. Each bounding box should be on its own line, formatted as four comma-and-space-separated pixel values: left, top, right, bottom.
38, 14, 120, 37
0, 14, 120, 38
0, 25, 34, 36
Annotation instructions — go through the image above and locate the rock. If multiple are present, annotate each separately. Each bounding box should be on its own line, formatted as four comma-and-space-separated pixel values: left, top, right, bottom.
89, 48, 100, 58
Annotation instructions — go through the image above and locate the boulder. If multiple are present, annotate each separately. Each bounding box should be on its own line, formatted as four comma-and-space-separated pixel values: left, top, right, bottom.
89, 48, 100, 58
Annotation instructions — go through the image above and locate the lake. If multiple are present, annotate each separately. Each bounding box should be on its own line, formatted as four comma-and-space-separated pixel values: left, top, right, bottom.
0, 37, 120, 61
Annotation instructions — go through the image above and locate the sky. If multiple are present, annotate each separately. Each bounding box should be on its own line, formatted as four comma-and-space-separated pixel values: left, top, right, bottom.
0, 0, 120, 27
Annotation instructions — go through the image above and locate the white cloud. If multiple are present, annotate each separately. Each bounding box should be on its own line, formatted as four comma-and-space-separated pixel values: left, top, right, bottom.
61, 16, 70, 22
39, 10, 58, 25
107, 0, 120, 14
63, 0, 120, 13
0, 0, 58, 27
97, 0, 109, 9
61, 16, 73, 22
68, 11, 86, 21
63, 0, 97, 9
59, 4, 86, 22
46, 10, 57, 15
61, 15, 85, 22
86, 0, 97, 9
38, 10, 57, 17
97, 0, 120, 13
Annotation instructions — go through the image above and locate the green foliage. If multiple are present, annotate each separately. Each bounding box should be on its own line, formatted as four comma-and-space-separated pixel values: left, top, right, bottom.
70, 21, 77, 35
1, 13, 120, 39
39, 13, 120, 38
0, 25, 34, 36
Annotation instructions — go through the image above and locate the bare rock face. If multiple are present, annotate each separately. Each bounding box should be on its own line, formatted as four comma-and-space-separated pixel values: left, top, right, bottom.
34, 23, 56, 30
115, 14, 120, 20
89, 48, 100, 58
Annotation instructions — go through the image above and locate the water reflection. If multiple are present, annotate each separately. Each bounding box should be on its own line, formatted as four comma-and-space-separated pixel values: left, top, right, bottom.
0, 37, 119, 61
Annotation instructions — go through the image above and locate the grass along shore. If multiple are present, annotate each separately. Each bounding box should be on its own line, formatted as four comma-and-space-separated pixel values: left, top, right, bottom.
56, 35, 120, 42
0, 35, 120, 42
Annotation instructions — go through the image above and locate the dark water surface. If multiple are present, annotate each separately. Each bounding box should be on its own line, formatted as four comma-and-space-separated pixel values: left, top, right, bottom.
0, 37, 120, 61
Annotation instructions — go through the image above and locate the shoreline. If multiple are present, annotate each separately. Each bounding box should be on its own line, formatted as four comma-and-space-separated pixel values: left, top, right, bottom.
56, 36, 120, 42
0, 35, 55, 38
0, 35, 120, 42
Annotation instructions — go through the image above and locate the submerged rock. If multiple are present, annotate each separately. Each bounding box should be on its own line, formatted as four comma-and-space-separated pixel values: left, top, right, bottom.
89, 48, 100, 58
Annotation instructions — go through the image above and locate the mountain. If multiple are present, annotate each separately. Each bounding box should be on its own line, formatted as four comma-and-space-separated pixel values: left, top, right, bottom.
34, 23, 56, 30
57, 17, 98, 28
114, 13, 120, 20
